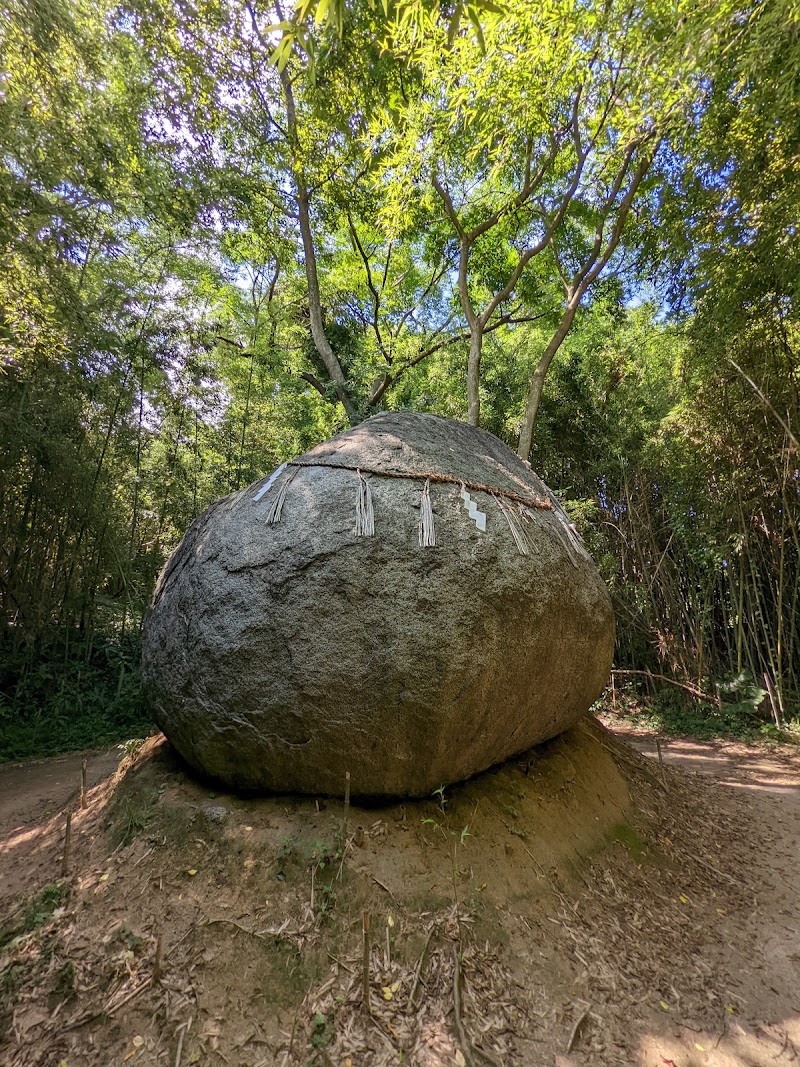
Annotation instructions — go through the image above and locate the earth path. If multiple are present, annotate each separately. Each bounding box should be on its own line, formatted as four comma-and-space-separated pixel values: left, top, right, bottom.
604, 720, 800, 1067
0, 746, 121, 839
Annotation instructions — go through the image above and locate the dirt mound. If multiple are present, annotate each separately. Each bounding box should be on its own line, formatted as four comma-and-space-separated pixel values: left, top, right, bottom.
0, 718, 790, 1066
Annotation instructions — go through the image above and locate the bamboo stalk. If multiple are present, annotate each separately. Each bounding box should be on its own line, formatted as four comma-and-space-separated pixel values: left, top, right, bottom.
62, 811, 72, 877
362, 912, 371, 1016
343, 771, 351, 843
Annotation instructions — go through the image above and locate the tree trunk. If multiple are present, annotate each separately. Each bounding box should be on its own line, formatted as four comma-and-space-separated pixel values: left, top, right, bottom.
467, 328, 483, 426
280, 68, 358, 425
517, 302, 579, 460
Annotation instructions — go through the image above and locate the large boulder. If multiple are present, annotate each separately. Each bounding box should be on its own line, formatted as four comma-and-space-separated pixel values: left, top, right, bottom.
142, 412, 614, 797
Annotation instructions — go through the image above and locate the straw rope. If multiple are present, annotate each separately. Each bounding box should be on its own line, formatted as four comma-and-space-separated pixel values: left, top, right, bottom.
287, 458, 553, 511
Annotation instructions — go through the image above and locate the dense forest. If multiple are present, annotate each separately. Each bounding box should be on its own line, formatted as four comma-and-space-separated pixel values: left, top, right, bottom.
1, 0, 798, 758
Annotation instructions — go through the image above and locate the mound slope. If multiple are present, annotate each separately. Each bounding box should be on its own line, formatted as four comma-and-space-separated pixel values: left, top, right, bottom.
0, 717, 787, 1067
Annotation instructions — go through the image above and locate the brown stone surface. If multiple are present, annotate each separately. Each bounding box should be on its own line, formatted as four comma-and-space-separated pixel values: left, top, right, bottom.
141, 412, 614, 796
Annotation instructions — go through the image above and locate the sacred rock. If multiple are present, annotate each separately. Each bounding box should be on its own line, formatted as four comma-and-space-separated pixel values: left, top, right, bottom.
142, 412, 614, 796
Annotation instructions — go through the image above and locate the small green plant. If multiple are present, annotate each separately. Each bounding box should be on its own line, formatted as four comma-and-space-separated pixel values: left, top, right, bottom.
113, 926, 145, 952
0, 882, 69, 951
310, 1012, 333, 1049
317, 880, 337, 912
112, 788, 158, 847
276, 835, 296, 862
423, 786, 472, 911
305, 839, 343, 914
305, 839, 338, 869
117, 737, 146, 759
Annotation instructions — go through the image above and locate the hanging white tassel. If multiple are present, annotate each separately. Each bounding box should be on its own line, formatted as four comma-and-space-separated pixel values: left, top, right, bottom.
419, 478, 435, 547
547, 510, 580, 568
495, 495, 529, 555
355, 469, 374, 536
264, 467, 298, 525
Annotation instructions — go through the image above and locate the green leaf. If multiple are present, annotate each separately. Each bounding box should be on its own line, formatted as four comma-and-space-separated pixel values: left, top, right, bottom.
467, 5, 487, 54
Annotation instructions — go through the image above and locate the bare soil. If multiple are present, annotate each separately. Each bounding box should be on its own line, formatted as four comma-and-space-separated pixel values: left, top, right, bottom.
0, 716, 798, 1066
0, 747, 121, 836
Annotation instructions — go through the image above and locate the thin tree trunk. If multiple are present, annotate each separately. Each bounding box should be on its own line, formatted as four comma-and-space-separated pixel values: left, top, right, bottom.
279, 68, 358, 425
516, 144, 657, 459
235, 354, 255, 491
467, 329, 483, 426
517, 302, 579, 459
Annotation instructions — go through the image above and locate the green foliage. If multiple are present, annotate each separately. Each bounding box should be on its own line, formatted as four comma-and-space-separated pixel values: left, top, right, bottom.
0, 882, 69, 952
310, 1011, 334, 1049
0, 631, 151, 762
605, 823, 647, 863
111, 783, 159, 848
619, 687, 792, 743
276, 835, 298, 864
0, 0, 798, 758
118, 737, 148, 759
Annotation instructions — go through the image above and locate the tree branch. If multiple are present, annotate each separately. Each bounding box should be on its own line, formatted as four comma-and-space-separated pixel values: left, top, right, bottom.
346, 212, 388, 362
432, 172, 466, 241
299, 371, 327, 396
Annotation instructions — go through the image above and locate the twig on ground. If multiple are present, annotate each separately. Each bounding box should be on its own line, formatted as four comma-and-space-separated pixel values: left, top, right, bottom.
452, 945, 475, 1067
204, 918, 267, 941
362, 912, 371, 1016
566, 1005, 590, 1053
326, 951, 354, 974
152, 933, 163, 984
655, 739, 669, 790
337, 771, 352, 882
174, 1016, 191, 1067
281, 979, 314, 1066
62, 811, 72, 877
370, 874, 395, 898
410, 926, 436, 1006
107, 976, 152, 1016
343, 770, 351, 840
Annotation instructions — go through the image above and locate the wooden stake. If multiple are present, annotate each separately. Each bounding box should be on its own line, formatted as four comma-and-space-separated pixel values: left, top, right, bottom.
343, 771, 351, 841
62, 811, 72, 877
80, 759, 88, 810
337, 770, 352, 883
362, 912, 371, 1016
